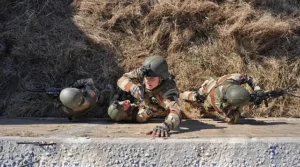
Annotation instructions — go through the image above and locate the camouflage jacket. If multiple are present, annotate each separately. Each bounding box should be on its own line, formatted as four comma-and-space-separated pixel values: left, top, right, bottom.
181, 73, 260, 114
117, 68, 182, 130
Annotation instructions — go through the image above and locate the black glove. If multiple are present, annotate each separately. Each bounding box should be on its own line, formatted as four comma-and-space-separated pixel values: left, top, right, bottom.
253, 96, 264, 106
146, 123, 170, 137
196, 93, 206, 103
252, 90, 266, 106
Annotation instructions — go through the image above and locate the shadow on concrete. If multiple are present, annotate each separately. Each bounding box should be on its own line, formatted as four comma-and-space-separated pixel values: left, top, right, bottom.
235, 118, 289, 126
170, 119, 226, 135
213, 118, 290, 126
0, 117, 114, 125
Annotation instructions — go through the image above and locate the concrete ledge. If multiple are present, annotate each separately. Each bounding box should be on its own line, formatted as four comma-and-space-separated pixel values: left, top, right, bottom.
1, 137, 300, 167
0, 118, 300, 166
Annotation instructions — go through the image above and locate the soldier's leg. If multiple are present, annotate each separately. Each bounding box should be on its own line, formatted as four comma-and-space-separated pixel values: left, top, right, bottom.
180, 79, 211, 102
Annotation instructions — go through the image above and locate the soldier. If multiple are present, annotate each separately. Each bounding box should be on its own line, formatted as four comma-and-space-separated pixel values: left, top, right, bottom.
108, 56, 182, 137
58, 78, 113, 120
180, 73, 262, 124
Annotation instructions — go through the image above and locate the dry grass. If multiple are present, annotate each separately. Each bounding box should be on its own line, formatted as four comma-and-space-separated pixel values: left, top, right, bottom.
0, 0, 299, 118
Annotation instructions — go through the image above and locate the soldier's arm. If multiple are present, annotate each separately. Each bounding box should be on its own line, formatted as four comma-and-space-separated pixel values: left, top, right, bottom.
72, 78, 101, 103
228, 74, 261, 91
117, 68, 144, 100
163, 95, 182, 131
72, 78, 94, 88
239, 74, 261, 91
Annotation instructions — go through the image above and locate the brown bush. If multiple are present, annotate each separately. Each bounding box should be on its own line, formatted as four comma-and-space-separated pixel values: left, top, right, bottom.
0, 0, 299, 118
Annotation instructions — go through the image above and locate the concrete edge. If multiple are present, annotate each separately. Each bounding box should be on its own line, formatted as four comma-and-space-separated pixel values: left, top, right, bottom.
1, 136, 300, 144
1, 116, 300, 122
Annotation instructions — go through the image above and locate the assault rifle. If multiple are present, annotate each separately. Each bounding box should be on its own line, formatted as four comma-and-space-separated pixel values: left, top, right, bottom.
24, 88, 62, 97
250, 85, 300, 107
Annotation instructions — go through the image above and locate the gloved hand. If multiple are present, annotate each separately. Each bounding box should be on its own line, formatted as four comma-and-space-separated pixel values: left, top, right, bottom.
195, 93, 206, 103
146, 123, 170, 137
252, 90, 265, 106
253, 96, 264, 106
130, 85, 144, 101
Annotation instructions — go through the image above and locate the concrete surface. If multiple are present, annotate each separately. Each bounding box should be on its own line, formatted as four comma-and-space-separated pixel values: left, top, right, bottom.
0, 117, 300, 166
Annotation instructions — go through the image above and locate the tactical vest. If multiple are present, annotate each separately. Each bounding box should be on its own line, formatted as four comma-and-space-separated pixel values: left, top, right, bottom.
141, 74, 177, 114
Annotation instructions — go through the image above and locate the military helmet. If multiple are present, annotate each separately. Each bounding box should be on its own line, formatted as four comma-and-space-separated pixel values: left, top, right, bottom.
59, 88, 84, 109
225, 85, 251, 106
107, 101, 128, 121
141, 56, 169, 80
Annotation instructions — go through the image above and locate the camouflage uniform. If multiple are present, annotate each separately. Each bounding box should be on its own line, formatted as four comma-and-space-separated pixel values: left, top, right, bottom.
58, 78, 112, 120
180, 73, 261, 124
111, 68, 182, 133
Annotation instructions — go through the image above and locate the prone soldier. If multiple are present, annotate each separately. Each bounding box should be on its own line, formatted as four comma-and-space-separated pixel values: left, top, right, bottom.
107, 56, 182, 137
57, 78, 113, 120
180, 73, 262, 124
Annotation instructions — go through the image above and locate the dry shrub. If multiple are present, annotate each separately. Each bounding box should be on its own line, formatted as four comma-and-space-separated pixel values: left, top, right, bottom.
102, 2, 142, 33
174, 36, 243, 90
219, 2, 292, 58
1, 0, 300, 118
143, 0, 219, 53
236, 14, 290, 55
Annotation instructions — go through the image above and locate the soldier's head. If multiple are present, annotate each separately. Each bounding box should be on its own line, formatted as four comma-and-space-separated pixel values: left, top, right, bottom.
225, 85, 251, 106
59, 88, 91, 111
141, 56, 169, 90
107, 100, 130, 121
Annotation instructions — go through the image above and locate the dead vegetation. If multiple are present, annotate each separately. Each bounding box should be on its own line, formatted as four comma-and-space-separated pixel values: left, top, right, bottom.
0, 0, 299, 118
